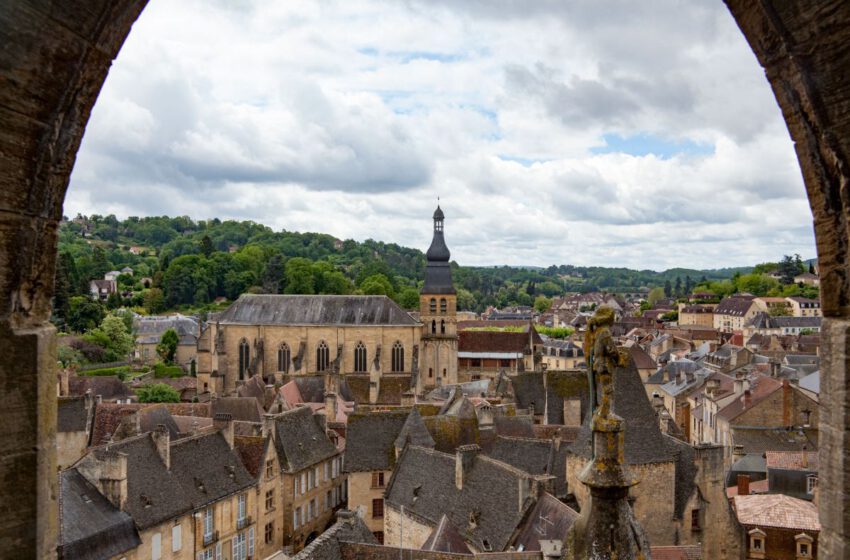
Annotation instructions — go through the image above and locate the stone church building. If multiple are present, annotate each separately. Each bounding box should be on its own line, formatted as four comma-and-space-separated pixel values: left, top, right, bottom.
196, 206, 459, 399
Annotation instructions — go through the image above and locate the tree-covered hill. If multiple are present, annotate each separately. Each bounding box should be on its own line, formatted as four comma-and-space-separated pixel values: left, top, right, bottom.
54, 213, 761, 328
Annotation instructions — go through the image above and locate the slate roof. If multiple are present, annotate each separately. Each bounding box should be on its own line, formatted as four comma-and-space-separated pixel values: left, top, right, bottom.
629, 345, 657, 370
421, 514, 472, 554
211, 397, 264, 423
272, 406, 338, 473
234, 435, 268, 479
68, 375, 135, 402
459, 330, 533, 354
765, 451, 818, 471
384, 445, 535, 552
510, 372, 546, 413
488, 436, 555, 476
217, 294, 418, 326
89, 403, 210, 447
58, 469, 141, 560
570, 361, 674, 465
492, 416, 535, 438
58, 396, 89, 433
733, 494, 820, 531
134, 314, 199, 339
422, 414, 480, 454
93, 434, 192, 529
395, 408, 436, 451
715, 296, 756, 316
731, 427, 818, 454
291, 511, 378, 560
729, 453, 767, 475
513, 492, 579, 552
169, 431, 255, 507
717, 376, 782, 422
650, 546, 702, 560
798, 371, 820, 395
343, 410, 410, 473
136, 405, 181, 440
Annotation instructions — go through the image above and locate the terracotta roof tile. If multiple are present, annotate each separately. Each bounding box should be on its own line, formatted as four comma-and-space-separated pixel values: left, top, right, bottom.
733, 494, 820, 531
765, 451, 818, 471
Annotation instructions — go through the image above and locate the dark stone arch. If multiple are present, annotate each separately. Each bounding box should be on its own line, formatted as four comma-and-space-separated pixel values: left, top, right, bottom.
0, 0, 850, 557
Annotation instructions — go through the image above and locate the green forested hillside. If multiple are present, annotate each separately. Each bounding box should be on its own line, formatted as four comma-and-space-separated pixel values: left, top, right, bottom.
54, 214, 762, 329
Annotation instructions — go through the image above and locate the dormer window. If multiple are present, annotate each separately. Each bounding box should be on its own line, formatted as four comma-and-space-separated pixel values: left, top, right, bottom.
795, 533, 813, 558
806, 474, 818, 495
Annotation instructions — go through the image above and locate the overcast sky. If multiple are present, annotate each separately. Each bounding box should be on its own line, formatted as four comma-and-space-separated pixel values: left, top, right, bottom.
65, 0, 816, 270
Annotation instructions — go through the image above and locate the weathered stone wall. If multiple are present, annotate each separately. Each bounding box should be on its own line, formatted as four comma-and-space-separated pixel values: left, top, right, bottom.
347, 470, 389, 533
55, 430, 88, 471
566, 455, 677, 545
383, 505, 433, 550
126, 515, 194, 560
732, 385, 819, 429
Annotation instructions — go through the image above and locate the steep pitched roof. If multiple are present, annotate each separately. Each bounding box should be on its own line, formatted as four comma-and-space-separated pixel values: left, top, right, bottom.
717, 376, 783, 422
421, 514, 472, 554
629, 345, 657, 370
487, 436, 555, 477
211, 396, 264, 423
395, 408, 436, 451
513, 492, 579, 552
569, 361, 674, 465
68, 375, 134, 402
59, 468, 141, 560
217, 294, 418, 326
234, 435, 268, 479
291, 511, 378, 560
384, 446, 535, 552
92, 434, 192, 530
169, 432, 255, 507
715, 296, 756, 316
343, 410, 410, 473
89, 403, 210, 447
492, 416, 535, 438
58, 396, 89, 433
733, 494, 820, 531
272, 406, 337, 473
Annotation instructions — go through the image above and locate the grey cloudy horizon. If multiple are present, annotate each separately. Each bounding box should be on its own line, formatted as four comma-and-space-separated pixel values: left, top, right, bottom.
65, 0, 816, 271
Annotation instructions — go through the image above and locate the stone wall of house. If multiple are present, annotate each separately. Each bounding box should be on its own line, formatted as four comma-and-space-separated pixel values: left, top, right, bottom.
56, 431, 88, 471
192, 490, 258, 558
566, 455, 677, 546
679, 311, 714, 328
733, 385, 819, 429
255, 444, 281, 560
383, 505, 433, 550
280, 456, 345, 553
125, 515, 194, 560
347, 471, 389, 534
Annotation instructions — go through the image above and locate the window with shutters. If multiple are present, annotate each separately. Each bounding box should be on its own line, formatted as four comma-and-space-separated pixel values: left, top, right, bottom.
301, 472, 307, 494
248, 527, 254, 559
151, 532, 161, 560
172, 524, 181, 552
237, 494, 246, 526
294, 507, 300, 529
371, 471, 385, 488
316, 340, 329, 372
391, 341, 404, 372
372, 498, 384, 518
324, 461, 330, 481
200, 548, 214, 560
232, 531, 246, 560
354, 341, 367, 373
278, 343, 290, 373
203, 508, 214, 542
314, 466, 320, 487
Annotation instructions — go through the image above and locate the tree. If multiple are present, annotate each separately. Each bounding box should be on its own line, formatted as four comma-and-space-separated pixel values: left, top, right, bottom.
200, 234, 214, 258
144, 288, 166, 314
261, 254, 285, 294
647, 287, 666, 307
674, 277, 682, 298
398, 287, 420, 310
106, 291, 122, 310
157, 328, 179, 364
808, 262, 815, 274
456, 288, 476, 311
136, 383, 180, 403
534, 295, 552, 314
685, 275, 693, 295
778, 254, 804, 285
360, 273, 395, 298
84, 314, 134, 362
284, 258, 315, 294
663, 279, 672, 298
67, 296, 105, 333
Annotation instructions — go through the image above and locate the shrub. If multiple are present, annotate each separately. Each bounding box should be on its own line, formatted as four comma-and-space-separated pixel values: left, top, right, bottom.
154, 362, 184, 378
136, 383, 180, 403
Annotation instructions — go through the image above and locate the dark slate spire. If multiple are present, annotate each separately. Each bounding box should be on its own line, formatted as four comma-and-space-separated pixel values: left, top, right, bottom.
422, 205, 455, 294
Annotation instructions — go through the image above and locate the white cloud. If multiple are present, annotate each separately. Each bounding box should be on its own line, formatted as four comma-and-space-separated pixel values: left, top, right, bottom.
65, 0, 815, 270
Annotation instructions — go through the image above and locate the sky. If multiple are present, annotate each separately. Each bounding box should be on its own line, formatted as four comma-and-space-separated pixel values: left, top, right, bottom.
65, 0, 816, 270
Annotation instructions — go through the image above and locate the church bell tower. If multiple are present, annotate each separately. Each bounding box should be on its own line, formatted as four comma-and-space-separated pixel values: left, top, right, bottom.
419, 205, 458, 390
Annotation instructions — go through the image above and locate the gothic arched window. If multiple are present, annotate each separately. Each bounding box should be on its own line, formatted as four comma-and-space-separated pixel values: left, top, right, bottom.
278, 343, 290, 373
441, 320, 446, 334
429, 298, 436, 313
317, 341, 329, 372
440, 298, 447, 313
354, 341, 367, 373
392, 341, 404, 372
238, 339, 250, 380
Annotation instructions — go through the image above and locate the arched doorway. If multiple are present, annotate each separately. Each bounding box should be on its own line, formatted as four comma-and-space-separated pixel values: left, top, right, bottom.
1, 2, 849, 558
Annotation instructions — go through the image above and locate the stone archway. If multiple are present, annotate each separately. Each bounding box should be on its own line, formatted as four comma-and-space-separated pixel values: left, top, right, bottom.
1, 1, 850, 557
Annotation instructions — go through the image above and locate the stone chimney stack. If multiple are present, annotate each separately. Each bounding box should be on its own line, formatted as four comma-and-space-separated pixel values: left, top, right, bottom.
152, 424, 170, 469
262, 413, 277, 440
737, 474, 750, 496
743, 389, 752, 409
782, 379, 792, 427
324, 391, 338, 422
98, 450, 128, 509
214, 412, 234, 449
59, 369, 70, 396
455, 444, 480, 490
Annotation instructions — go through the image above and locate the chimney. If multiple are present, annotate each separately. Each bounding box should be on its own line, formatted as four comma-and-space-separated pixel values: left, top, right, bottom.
262, 413, 277, 440
152, 424, 170, 469
770, 360, 781, 378
96, 394, 103, 405
84, 389, 93, 411
801, 445, 808, 469
782, 379, 792, 427
455, 444, 480, 490
737, 474, 750, 496
742, 389, 752, 409
98, 450, 129, 509
214, 412, 234, 449
324, 391, 338, 422
59, 370, 70, 396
